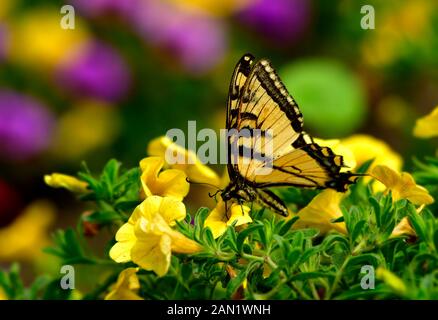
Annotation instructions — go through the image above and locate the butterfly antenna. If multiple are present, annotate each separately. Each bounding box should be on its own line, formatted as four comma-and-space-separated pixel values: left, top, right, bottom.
185, 178, 223, 197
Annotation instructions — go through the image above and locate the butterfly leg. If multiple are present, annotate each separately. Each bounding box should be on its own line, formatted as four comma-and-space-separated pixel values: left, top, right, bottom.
255, 188, 289, 217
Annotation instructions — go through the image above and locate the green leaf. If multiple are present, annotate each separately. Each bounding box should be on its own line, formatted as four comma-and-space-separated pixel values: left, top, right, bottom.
407, 205, 427, 242
83, 210, 123, 224
278, 216, 299, 236
289, 271, 335, 281
287, 248, 301, 266
351, 220, 367, 243
236, 224, 263, 253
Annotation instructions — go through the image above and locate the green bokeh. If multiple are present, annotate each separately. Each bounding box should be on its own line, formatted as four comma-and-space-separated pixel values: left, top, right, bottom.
281, 59, 367, 138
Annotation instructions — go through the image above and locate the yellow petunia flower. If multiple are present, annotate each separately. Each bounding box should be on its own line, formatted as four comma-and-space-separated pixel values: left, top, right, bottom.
147, 136, 221, 187
166, 0, 251, 17
341, 134, 402, 172
413, 106, 438, 138
0, 200, 56, 262
341, 134, 403, 191
109, 196, 202, 276
204, 200, 252, 239
314, 138, 357, 171
292, 189, 347, 235
391, 216, 415, 238
140, 157, 190, 200
44, 173, 88, 194
110, 196, 187, 263
370, 165, 434, 206
51, 101, 120, 160
105, 268, 143, 300
10, 9, 88, 69
0, 288, 7, 300
376, 267, 407, 296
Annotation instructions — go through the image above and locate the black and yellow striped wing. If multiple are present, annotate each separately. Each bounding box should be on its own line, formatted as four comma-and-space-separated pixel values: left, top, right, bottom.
226, 54, 357, 192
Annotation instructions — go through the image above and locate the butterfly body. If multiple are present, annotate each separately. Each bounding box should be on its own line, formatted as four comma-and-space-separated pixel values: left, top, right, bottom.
222, 53, 358, 217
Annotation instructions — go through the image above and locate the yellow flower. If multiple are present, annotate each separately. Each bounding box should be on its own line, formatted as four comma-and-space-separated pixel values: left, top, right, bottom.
0, 0, 12, 20
109, 196, 201, 276
166, 0, 251, 17
44, 173, 88, 194
10, 9, 88, 68
341, 134, 403, 191
341, 134, 402, 172
140, 157, 189, 200
147, 136, 221, 187
51, 101, 120, 160
105, 268, 143, 300
376, 267, 407, 296
413, 106, 438, 138
370, 165, 434, 206
314, 138, 357, 171
0, 200, 55, 262
361, 0, 433, 67
204, 200, 252, 239
391, 217, 415, 238
0, 288, 7, 300
293, 190, 347, 235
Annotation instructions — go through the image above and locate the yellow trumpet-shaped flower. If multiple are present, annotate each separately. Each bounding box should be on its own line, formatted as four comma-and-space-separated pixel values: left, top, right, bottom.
204, 200, 252, 239
0, 288, 7, 300
44, 173, 88, 194
0, 200, 56, 262
105, 268, 143, 300
51, 101, 120, 160
391, 217, 415, 238
341, 134, 403, 192
413, 106, 438, 138
370, 165, 434, 206
109, 196, 202, 277
10, 9, 88, 69
167, 0, 251, 17
293, 190, 347, 235
376, 267, 407, 296
341, 134, 403, 172
140, 157, 189, 201
147, 136, 221, 187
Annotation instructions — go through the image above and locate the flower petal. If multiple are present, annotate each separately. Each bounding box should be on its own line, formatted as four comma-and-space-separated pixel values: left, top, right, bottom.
131, 233, 172, 277
140, 156, 189, 200
104, 268, 143, 300
371, 165, 434, 205
159, 197, 186, 226
413, 106, 438, 138
147, 136, 221, 187
44, 173, 88, 193
227, 204, 252, 227
205, 200, 252, 238
293, 190, 347, 234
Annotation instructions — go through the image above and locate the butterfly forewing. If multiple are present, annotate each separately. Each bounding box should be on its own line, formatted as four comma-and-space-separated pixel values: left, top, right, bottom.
224, 53, 358, 216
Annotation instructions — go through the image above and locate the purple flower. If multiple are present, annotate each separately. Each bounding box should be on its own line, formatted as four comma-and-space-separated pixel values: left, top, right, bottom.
56, 42, 131, 102
0, 90, 54, 160
131, 0, 227, 74
238, 0, 311, 44
72, 0, 139, 19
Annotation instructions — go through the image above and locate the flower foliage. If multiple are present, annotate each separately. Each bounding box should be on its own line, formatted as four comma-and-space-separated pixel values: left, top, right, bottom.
2, 152, 438, 300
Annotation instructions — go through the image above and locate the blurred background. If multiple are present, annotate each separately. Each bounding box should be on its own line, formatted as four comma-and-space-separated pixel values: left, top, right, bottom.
0, 0, 437, 283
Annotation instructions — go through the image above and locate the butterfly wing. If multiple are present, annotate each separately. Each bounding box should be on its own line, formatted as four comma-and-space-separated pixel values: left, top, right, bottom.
226, 53, 255, 181
229, 57, 357, 191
